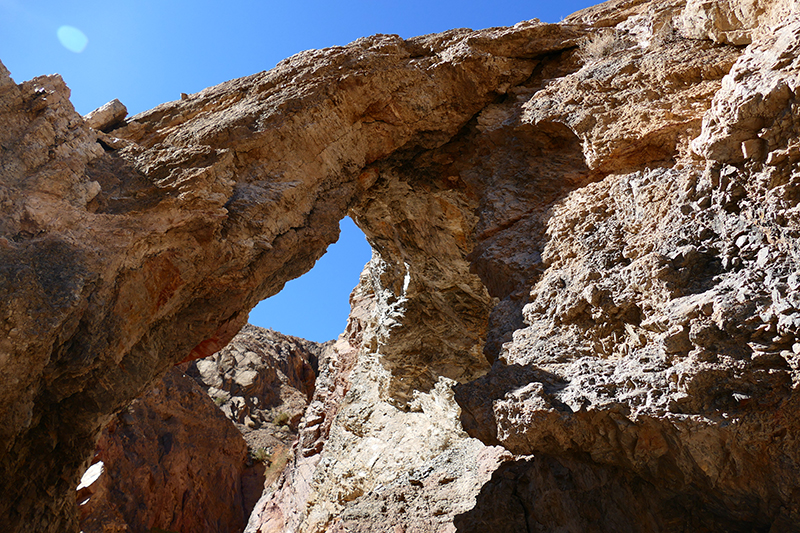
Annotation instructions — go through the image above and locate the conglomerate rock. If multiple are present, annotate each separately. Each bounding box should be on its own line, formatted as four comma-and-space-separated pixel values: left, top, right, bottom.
3, 0, 800, 531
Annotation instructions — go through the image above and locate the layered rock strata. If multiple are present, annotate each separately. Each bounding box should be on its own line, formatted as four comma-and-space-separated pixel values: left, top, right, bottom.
2, 0, 800, 531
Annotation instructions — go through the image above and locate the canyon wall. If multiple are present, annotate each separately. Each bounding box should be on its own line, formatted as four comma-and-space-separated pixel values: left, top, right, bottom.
77, 367, 254, 533
2, 0, 800, 531
77, 325, 321, 533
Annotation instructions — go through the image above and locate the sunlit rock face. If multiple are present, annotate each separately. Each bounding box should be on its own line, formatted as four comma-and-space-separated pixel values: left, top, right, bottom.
3, 0, 800, 531
248, 1, 800, 530
185, 324, 322, 451
0, 22, 567, 531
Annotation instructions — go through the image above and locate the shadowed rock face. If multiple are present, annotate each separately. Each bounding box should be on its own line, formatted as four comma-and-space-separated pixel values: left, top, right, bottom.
77, 368, 254, 533
77, 325, 323, 533
3, 0, 800, 531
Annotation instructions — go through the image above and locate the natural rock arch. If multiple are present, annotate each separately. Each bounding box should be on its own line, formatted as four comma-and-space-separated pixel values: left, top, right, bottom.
0, 23, 585, 532
5, 1, 800, 530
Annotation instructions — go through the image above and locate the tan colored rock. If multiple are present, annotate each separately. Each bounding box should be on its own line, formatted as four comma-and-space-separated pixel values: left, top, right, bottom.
452, 6, 800, 528
457, 156, 800, 524
256, 2, 800, 531
522, 17, 739, 171
4, 1, 800, 532
83, 98, 127, 132
250, 268, 514, 533
186, 324, 322, 453
691, 19, 800, 163
0, 22, 570, 531
678, 0, 799, 45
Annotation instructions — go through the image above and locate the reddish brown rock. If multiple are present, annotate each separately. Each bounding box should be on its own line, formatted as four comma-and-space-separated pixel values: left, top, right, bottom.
186, 324, 323, 472
78, 368, 254, 533
77, 325, 323, 533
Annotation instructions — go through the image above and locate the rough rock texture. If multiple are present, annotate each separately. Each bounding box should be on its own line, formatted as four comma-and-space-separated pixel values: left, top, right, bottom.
4, 0, 800, 531
678, 0, 799, 45
245, 278, 513, 533
77, 324, 320, 533
456, 3, 800, 531
0, 23, 560, 532
78, 368, 254, 533
83, 99, 127, 133
186, 324, 322, 452
256, 2, 800, 531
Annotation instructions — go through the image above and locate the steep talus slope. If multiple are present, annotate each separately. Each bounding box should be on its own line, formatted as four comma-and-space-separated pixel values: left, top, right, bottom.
186, 324, 321, 448
2, 0, 800, 531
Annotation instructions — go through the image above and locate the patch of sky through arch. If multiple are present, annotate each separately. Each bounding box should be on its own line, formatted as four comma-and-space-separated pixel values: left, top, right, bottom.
248, 216, 372, 343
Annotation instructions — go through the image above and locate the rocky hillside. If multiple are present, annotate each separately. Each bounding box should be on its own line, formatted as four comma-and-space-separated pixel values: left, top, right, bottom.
77, 325, 323, 533
185, 324, 322, 452
2, 0, 800, 531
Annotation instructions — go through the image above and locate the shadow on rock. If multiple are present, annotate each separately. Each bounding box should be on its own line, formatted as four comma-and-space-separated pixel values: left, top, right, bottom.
453, 455, 784, 533
454, 363, 569, 446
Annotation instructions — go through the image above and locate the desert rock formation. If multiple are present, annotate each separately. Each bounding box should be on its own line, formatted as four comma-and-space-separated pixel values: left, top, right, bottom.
77, 367, 254, 533
186, 324, 322, 450
2, 0, 800, 531
78, 325, 322, 533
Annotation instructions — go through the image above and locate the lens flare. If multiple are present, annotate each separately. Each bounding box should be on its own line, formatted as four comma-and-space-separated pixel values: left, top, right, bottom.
57, 26, 88, 53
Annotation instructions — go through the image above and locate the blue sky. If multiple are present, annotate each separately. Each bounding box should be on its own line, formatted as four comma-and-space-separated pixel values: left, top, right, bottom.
1, 0, 596, 342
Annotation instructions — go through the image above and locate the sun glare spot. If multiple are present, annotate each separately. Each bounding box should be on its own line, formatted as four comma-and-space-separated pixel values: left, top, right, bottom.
57, 25, 88, 53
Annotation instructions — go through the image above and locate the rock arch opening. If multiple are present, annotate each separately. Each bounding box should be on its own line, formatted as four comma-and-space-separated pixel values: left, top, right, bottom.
6, 5, 800, 532
248, 216, 372, 343
1, 22, 595, 532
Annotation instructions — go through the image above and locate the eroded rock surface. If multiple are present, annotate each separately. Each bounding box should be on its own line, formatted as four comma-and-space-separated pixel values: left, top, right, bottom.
186, 324, 322, 452
255, 1, 800, 531
78, 368, 253, 533
78, 324, 321, 533
0, 22, 559, 532
3, 0, 800, 531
